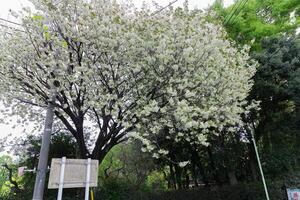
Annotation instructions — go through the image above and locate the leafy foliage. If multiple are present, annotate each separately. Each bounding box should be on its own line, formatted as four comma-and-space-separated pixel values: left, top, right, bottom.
212, 0, 299, 49
250, 35, 300, 176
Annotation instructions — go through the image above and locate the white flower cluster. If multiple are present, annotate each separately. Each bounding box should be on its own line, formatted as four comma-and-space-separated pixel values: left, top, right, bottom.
129, 9, 258, 160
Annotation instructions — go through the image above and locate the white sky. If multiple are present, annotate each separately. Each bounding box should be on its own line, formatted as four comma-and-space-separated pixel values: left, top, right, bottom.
0, 0, 235, 18
0, 0, 234, 141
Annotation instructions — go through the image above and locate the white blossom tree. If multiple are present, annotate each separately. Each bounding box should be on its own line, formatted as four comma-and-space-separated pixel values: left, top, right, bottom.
0, 0, 257, 164
129, 10, 258, 163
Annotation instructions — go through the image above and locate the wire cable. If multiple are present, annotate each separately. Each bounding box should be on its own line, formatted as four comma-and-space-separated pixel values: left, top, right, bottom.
222, 0, 242, 24
0, 23, 25, 33
0, 17, 22, 26
224, 0, 247, 25
229, 0, 249, 25
152, 0, 181, 16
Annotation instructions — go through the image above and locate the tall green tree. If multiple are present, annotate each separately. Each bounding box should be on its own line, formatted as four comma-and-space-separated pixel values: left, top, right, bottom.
212, 0, 299, 49
250, 36, 300, 176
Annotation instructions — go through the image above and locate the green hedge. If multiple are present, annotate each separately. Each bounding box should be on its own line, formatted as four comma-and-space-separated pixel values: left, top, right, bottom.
95, 181, 293, 200
148, 183, 286, 200
3, 179, 298, 200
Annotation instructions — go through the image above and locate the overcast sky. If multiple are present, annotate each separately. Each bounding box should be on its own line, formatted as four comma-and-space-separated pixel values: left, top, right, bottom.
0, 0, 234, 18
0, 0, 234, 141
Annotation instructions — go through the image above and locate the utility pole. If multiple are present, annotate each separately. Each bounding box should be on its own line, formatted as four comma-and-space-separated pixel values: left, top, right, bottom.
32, 91, 56, 200
251, 130, 270, 200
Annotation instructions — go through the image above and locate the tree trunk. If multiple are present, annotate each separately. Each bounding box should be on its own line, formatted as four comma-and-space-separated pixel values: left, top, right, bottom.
207, 146, 221, 185
174, 165, 183, 190
248, 142, 259, 181
228, 170, 238, 185
196, 162, 209, 187
184, 168, 190, 188
169, 164, 177, 190
191, 160, 199, 187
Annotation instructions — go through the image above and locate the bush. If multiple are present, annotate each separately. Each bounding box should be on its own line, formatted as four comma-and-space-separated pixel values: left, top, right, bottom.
147, 181, 291, 200
90, 180, 290, 200
90, 172, 300, 200
94, 178, 150, 200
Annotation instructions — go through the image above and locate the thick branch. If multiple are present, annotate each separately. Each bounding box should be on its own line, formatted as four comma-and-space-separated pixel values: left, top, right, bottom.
2, 164, 21, 192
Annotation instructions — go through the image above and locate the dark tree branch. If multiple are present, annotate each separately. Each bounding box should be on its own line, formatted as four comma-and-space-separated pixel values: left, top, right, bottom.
2, 164, 21, 193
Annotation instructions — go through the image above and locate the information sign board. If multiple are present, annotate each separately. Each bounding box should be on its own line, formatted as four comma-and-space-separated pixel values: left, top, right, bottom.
287, 188, 300, 200
48, 158, 98, 189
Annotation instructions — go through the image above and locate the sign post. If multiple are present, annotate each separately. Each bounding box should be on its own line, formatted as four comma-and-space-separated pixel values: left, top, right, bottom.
85, 158, 91, 200
57, 157, 66, 200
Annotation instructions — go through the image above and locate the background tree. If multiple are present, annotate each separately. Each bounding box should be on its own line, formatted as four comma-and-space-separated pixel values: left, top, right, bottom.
211, 0, 300, 183
0, 155, 20, 199
250, 35, 300, 177
212, 0, 299, 49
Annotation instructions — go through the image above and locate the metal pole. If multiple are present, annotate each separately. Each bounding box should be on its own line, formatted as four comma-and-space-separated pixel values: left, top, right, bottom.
251, 130, 270, 200
32, 91, 56, 200
85, 158, 91, 200
90, 189, 95, 200
57, 157, 66, 200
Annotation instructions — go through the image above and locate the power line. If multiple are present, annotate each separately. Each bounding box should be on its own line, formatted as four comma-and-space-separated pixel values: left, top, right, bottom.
224, 0, 246, 25
0, 143, 26, 148
0, 23, 25, 33
222, 0, 241, 24
0, 18, 24, 33
152, 0, 181, 16
224, 0, 247, 25
0, 17, 22, 26
229, 0, 249, 25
